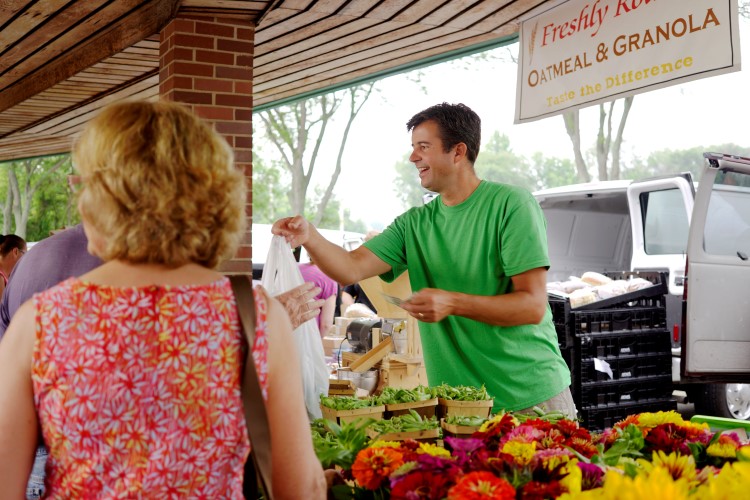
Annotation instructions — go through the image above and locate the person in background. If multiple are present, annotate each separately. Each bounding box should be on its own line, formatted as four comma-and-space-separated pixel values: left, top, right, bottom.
273, 102, 575, 419
0, 100, 326, 498
295, 246, 337, 337
340, 282, 377, 315
340, 230, 381, 316
0, 234, 26, 297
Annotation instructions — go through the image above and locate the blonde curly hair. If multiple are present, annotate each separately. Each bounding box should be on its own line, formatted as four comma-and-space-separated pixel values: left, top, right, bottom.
73, 100, 246, 269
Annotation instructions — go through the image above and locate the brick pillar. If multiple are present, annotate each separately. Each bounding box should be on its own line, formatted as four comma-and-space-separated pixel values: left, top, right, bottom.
159, 13, 253, 274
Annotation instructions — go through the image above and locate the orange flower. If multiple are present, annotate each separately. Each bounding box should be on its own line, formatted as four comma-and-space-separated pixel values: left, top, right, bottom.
351, 446, 405, 490
447, 471, 516, 500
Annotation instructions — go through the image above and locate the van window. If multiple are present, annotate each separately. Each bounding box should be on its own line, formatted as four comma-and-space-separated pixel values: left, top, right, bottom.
640, 189, 689, 255
704, 170, 750, 257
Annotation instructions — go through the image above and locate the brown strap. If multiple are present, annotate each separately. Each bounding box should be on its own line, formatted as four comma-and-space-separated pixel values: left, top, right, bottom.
229, 275, 274, 500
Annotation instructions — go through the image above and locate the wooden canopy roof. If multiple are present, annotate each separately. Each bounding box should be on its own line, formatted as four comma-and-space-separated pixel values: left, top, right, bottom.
0, 0, 545, 162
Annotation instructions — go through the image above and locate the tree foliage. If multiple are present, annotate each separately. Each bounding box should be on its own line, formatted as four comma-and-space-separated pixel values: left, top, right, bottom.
623, 143, 750, 181
563, 96, 633, 183
256, 83, 375, 228
392, 154, 427, 209
474, 132, 537, 191
0, 155, 78, 240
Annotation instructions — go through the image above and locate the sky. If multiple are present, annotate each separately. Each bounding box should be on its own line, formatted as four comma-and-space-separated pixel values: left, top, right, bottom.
254, 15, 750, 231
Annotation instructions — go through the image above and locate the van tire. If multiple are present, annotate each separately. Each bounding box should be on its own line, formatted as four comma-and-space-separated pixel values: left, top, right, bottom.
692, 383, 750, 421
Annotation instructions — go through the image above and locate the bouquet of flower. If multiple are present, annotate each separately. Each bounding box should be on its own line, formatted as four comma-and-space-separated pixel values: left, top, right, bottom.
322, 410, 750, 499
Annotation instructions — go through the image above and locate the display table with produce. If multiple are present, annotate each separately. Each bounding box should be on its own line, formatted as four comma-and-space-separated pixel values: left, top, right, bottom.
314, 384, 750, 499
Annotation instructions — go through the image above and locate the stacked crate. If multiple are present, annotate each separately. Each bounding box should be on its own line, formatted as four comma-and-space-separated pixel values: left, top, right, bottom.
551, 272, 676, 432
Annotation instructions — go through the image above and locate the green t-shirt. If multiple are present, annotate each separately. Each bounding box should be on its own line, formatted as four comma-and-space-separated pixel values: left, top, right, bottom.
364, 181, 570, 412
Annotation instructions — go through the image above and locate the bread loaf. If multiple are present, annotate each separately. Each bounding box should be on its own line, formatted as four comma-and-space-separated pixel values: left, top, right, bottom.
580, 271, 612, 287
569, 289, 597, 308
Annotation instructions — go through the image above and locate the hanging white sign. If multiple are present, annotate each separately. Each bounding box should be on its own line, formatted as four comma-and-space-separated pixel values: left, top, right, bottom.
514, 0, 741, 124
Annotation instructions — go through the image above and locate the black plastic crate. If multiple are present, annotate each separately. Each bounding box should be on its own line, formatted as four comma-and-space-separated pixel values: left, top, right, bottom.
560, 346, 577, 394
572, 303, 667, 335
548, 296, 572, 347
577, 353, 672, 383
579, 399, 677, 433
548, 271, 668, 347
577, 375, 673, 408
572, 271, 668, 311
577, 330, 671, 359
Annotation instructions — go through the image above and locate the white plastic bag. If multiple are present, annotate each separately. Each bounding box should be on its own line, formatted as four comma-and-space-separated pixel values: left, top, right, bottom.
261, 236, 329, 420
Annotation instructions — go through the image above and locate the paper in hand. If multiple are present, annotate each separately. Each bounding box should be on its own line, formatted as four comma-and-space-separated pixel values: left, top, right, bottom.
381, 293, 406, 309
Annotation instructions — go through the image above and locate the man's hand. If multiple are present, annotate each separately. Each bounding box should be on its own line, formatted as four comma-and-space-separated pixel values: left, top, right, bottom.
272, 215, 312, 249
401, 288, 454, 323
275, 282, 324, 329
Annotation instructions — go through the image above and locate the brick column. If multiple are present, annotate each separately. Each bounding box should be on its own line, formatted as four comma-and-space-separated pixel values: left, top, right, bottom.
159, 13, 253, 274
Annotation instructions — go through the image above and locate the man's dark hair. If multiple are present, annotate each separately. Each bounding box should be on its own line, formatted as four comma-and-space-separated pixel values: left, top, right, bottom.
406, 103, 481, 163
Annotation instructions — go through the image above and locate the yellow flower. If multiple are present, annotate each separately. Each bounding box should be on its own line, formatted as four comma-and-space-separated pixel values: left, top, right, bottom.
707, 434, 740, 459
501, 440, 535, 466
560, 459, 582, 494
417, 442, 452, 458
691, 461, 750, 499
540, 453, 572, 472
369, 440, 401, 449
737, 445, 750, 462
598, 467, 690, 500
635, 411, 685, 429
637, 451, 697, 484
478, 411, 519, 433
557, 490, 607, 500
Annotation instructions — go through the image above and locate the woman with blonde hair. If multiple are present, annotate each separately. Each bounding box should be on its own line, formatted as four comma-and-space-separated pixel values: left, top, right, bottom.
0, 101, 326, 498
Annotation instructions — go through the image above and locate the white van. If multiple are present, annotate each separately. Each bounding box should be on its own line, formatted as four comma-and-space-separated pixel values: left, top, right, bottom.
534, 152, 750, 420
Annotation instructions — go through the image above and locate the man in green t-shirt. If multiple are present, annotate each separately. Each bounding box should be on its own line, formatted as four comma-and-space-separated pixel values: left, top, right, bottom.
272, 103, 574, 417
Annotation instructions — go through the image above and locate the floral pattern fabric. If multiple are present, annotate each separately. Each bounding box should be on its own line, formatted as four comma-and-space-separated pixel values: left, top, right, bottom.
32, 277, 268, 498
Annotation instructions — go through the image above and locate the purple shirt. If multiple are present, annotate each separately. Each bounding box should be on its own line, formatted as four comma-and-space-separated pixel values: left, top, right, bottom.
298, 263, 337, 332
0, 224, 102, 338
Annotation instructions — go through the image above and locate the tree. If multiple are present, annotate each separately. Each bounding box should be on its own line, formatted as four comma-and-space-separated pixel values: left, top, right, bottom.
251, 153, 290, 224
256, 83, 375, 228
1, 155, 74, 239
530, 153, 577, 189
622, 143, 750, 180
474, 132, 537, 191
392, 153, 427, 210
252, 149, 368, 231
563, 96, 634, 183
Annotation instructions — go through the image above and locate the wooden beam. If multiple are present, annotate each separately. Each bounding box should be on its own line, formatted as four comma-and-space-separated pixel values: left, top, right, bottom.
0, 0, 179, 114
349, 337, 393, 373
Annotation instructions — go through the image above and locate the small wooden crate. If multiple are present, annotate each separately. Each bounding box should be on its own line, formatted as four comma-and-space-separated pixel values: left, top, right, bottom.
320, 404, 385, 425
328, 379, 356, 397
437, 399, 494, 419
385, 398, 438, 419
441, 419, 483, 438
366, 427, 441, 443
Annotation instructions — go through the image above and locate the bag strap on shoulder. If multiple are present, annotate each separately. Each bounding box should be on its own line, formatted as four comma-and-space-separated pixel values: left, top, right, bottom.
229, 275, 274, 500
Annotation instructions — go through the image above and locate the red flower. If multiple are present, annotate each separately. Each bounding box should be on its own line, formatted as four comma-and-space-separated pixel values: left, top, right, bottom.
447, 471, 516, 500
390, 470, 453, 499
351, 446, 405, 490
518, 479, 565, 499
398, 438, 423, 463
614, 414, 641, 430
565, 435, 599, 458
475, 413, 518, 440
644, 423, 692, 455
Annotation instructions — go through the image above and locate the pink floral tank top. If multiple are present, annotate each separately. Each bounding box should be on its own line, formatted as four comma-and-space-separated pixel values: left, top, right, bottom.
31, 277, 269, 498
